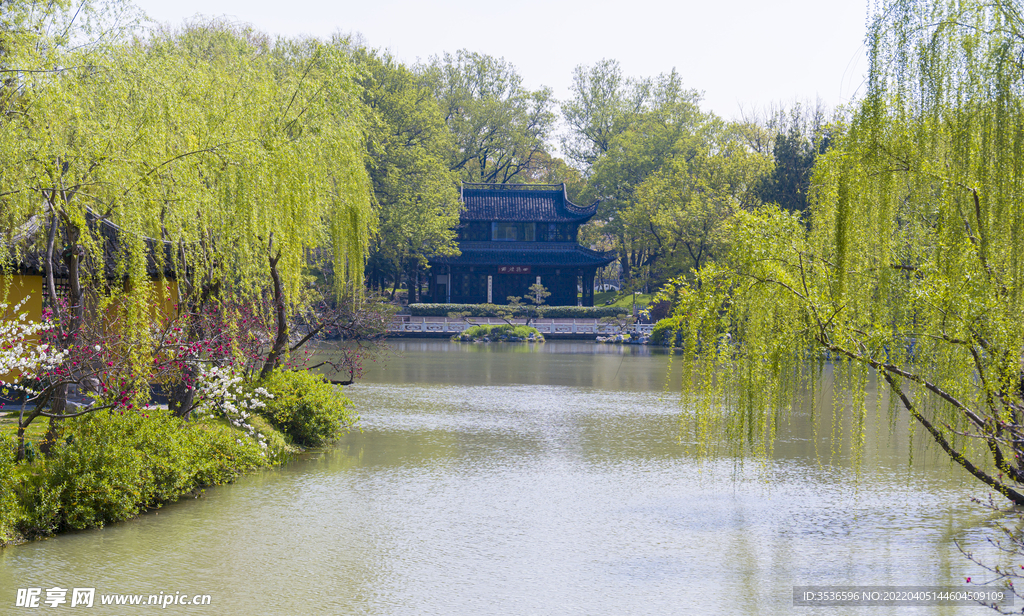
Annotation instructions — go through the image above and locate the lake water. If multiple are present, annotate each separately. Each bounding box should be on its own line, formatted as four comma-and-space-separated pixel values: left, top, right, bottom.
0, 340, 1015, 614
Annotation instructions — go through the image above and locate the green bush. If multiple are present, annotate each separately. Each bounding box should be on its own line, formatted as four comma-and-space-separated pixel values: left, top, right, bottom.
0, 439, 20, 544
650, 315, 686, 346
410, 303, 529, 317
259, 370, 356, 447
540, 306, 630, 319
455, 324, 543, 342
409, 303, 628, 319
245, 414, 292, 462
15, 409, 268, 536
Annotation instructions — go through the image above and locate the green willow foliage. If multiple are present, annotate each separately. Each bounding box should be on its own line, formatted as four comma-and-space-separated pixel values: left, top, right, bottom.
668, 0, 1024, 503
139, 24, 374, 308
1, 13, 374, 393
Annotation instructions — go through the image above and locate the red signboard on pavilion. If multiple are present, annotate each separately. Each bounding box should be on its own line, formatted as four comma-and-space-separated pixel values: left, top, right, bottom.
497, 266, 531, 274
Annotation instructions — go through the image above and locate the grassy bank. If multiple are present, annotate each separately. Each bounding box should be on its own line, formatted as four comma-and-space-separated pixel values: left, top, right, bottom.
0, 369, 354, 546
592, 291, 653, 308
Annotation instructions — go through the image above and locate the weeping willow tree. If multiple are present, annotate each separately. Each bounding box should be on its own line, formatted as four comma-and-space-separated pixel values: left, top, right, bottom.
145, 23, 375, 383
668, 0, 1024, 504
0, 0, 176, 418
1, 12, 374, 419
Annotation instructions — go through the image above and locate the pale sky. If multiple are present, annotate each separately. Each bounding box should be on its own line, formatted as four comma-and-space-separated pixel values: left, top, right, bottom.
132, 0, 870, 123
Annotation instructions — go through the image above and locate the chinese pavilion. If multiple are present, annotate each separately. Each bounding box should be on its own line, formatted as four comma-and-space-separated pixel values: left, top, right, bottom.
425, 183, 615, 306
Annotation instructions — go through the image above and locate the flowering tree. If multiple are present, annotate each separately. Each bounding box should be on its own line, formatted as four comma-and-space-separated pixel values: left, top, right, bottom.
191, 364, 277, 459
0, 297, 117, 459
289, 285, 397, 385
0, 299, 67, 388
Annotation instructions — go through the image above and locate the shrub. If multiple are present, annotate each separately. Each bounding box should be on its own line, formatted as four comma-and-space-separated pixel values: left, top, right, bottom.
455, 324, 543, 342
0, 439, 20, 543
540, 306, 630, 319
258, 370, 356, 447
245, 414, 292, 462
15, 409, 268, 535
650, 315, 686, 346
410, 303, 529, 317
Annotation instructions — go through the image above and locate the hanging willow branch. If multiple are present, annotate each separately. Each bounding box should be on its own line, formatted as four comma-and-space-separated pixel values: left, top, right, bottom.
664, 0, 1024, 502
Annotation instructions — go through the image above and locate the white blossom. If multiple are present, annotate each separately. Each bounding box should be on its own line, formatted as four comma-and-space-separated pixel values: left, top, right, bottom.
194, 365, 276, 458
0, 300, 66, 392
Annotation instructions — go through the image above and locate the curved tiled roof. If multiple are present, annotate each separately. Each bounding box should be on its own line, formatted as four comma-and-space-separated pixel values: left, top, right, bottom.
460, 183, 597, 222
4, 211, 176, 278
429, 242, 615, 268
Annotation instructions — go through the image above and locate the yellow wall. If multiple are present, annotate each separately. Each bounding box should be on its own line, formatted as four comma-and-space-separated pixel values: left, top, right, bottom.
1, 274, 178, 328
0, 274, 44, 323
124, 277, 180, 325
154, 278, 180, 325
0, 274, 179, 386
1, 274, 45, 384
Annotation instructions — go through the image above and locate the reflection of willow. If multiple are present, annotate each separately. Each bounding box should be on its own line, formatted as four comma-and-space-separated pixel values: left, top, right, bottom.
665, 0, 1024, 505
322, 439, 366, 473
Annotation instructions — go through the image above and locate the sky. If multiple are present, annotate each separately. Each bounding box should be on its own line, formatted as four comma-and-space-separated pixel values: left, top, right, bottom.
132, 0, 871, 123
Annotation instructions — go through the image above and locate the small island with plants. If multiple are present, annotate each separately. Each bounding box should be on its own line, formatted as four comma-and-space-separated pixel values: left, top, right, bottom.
450, 284, 548, 343
453, 323, 544, 343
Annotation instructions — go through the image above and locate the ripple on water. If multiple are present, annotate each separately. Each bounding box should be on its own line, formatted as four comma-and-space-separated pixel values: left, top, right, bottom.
0, 345, 1007, 615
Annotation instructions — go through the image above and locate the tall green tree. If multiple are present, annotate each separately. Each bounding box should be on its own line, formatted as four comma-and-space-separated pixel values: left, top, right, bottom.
349, 47, 460, 296
630, 123, 771, 279
420, 50, 556, 183
147, 24, 375, 380
560, 58, 651, 170
668, 0, 1024, 504
753, 103, 831, 215
573, 69, 715, 284
517, 149, 587, 201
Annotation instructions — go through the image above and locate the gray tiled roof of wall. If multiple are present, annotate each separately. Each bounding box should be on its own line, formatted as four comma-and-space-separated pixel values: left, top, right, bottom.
4, 211, 177, 278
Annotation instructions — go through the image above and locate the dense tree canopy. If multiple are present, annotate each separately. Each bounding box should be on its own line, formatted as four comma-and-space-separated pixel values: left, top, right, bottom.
560, 59, 651, 170
753, 104, 831, 215
668, 0, 1024, 503
155, 24, 374, 306
351, 48, 460, 295
420, 50, 556, 184
630, 122, 770, 279
2, 15, 374, 301
562, 63, 768, 287
1, 9, 376, 418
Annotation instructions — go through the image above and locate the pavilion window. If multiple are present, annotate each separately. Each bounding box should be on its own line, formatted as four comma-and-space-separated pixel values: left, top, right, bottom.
491, 222, 535, 242
459, 222, 489, 241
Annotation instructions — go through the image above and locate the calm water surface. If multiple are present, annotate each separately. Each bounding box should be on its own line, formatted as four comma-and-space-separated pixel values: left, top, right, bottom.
0, 341, 1013, 615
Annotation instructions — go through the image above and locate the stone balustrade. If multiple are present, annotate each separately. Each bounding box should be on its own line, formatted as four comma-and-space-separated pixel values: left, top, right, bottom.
386, 316, 654, 337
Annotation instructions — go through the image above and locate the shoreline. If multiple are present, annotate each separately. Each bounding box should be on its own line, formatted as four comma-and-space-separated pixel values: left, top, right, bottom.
0, 398, 335, 547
